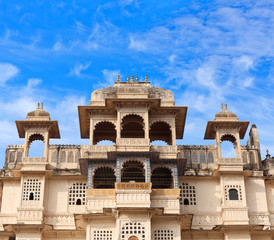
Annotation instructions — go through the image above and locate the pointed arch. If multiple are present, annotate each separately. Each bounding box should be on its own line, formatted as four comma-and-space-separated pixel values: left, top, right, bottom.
121, 114, 144, 138
151, 167, 173, 189
93, 166, 116, 189
94, 121, 116, 144
121, 160, 145, 182
149, 121, 172, 145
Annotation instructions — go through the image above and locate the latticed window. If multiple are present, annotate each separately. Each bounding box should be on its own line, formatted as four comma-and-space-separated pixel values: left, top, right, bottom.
121, 222, 145, 240
208, 152, 214, 163
200, 152, 206, 163
23, 178, 41, 201
179, 183, 196, 205
192, 152, 198, 163
93, 230, 112, 240
68, 183, 86, 205
154, 229, 174, 240
224, 185, 242, 201
68, 151, 74, 163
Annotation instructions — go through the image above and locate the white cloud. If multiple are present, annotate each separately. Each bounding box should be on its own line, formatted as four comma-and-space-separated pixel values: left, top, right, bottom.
69, 62, 91, 77
0, 63, 19, 85
53, 40, 63, 51
27, 78, 42, 88
102, 69, 121, 87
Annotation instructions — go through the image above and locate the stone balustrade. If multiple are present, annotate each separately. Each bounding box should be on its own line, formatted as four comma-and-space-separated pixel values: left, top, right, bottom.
22, 157, 47, 164
116, 138, 150, 151
22, 157, 47, 171
219, 158, 243, 165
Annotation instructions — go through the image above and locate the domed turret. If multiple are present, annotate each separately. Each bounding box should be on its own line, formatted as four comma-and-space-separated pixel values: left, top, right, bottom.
214, 103, 237, 121
26, 103, 50, 120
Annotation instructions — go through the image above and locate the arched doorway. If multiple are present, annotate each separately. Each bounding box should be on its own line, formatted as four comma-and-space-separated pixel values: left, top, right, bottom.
128, 237, 139, 240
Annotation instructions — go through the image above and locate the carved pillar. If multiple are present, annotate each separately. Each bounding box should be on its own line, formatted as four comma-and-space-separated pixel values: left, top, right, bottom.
23, 133, 28, 157
171, 117, 176, 146
117, 107, 121, 139
44, 131, 49, 158
216, 130, 221, 159
146, 159, 150, 183
116, 158, 121, 182
144, 106, 149, 139
174, 164, 179, 188
88, 161, 92, 189
89, 113, 94, 145
86, 222, 91, 240
235, 132, 241, 159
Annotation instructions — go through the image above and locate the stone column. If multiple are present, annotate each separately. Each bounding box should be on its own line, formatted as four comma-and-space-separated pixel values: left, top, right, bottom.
88, 161, 92, 189
89, 113, 94, 145
117, 107, 121, 139
171, 118, 176, 146
86, 222, 91, 240
144, 106, 149, 139
116, 158, 121, 182
23, 132, 29, 157
235, 132, 241, 159
216, 130, 221, 160
44, 131, 49, 158
174, 164, 179, 188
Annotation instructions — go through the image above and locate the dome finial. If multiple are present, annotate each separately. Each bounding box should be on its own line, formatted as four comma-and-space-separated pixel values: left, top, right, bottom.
130, 75, 134, 83
37, 102, 40, 109
145, 75, 148, 82
117, 75, 120, 82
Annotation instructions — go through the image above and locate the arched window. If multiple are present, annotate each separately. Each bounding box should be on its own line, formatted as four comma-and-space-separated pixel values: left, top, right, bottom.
121, 160, 145, 182
220, 134, 237, 158
229, 189, 239, 200
60, 151, 66, 163
183, 198, 189, 205
51, 151, 58, 163
192, 152, 198, 163
94, 121, 116, 144
200, 152, 206, 163
68, 151, 74, 163
151, 167, 173, 189
28, 134, 45, 157
17, 152, 23, 163
76, 199, 81, 205
121, 115, 144, 138
184, 151, 190, 164
149, 121, 172, 145
208, 152, 214, 163
9, 151, 15, 163
93, 167, 116, 189
29, 192, 34, 200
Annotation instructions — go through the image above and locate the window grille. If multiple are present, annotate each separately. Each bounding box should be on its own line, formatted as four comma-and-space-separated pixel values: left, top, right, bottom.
200, 152, 206, 163
192, 152, 198, 163
68, 151, 74, 163
69, 183, 86, 205
179, 183, 196, 205
154, 229, 174, 240
224, 185, 242, 201
121, 222, 145, 240
208, 152, 214, 163
93, 230, 113, 240
22, 178, 41, 201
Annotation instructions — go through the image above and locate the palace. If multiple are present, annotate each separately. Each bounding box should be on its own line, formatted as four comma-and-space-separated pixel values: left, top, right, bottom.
0, 76, 273, 240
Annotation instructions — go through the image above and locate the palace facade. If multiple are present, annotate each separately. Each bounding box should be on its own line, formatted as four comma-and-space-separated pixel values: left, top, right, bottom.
0, 76, 273, 240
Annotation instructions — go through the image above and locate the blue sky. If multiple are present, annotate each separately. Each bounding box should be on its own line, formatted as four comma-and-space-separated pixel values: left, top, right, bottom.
0, 0, 274, 165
